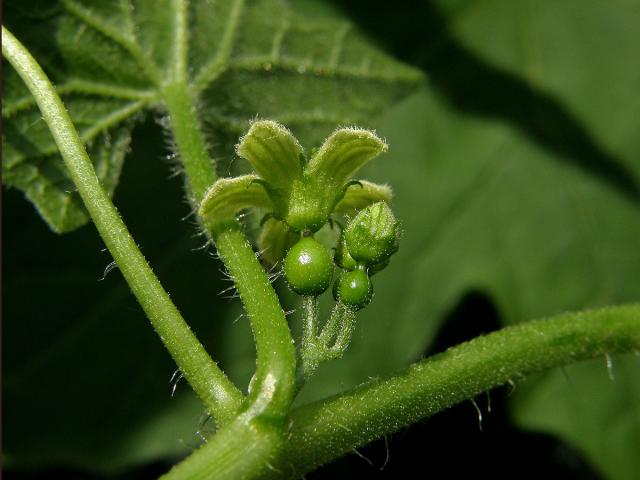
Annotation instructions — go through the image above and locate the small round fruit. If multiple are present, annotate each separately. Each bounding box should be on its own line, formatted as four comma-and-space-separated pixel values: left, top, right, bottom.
335, 268, 372, 310
284, 237, 333, 295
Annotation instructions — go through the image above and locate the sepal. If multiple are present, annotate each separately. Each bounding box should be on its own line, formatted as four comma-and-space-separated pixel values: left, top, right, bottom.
335, 180, 393, 214
257, 217, 298, 266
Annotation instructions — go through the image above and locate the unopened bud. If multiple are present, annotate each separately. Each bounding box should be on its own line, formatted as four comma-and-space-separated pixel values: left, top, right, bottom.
343, 202, 399, 266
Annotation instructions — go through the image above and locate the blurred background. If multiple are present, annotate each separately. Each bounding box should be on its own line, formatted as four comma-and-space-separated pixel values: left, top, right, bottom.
4, 0, 640, 478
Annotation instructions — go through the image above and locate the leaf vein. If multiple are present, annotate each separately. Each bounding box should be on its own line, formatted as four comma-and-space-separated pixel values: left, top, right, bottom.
61, 0, 162, 85
270, 15, 291, 63
192, 0, 245, 91
228, 56, 423, 84
3, 81, 156, 118
327, 23, 350, 70
7, 100, 146, 166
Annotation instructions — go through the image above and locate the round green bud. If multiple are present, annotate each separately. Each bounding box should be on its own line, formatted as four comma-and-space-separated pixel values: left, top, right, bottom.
344, 202, 399, 266
284, 237, 333, 295
335, 268, 372, 310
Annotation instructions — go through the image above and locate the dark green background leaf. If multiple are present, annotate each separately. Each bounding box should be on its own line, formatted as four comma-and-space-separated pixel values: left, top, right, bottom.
3, 0, 420, 473
302, 1, 640, 478
3, 0, 640, 478
2, 0, 420, 232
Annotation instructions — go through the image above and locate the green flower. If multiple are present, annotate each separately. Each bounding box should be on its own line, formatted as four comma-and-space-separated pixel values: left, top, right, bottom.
199, 120, 392, 263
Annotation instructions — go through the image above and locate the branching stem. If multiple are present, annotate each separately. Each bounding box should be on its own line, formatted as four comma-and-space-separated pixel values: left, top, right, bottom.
2, 26, 243, 426
298, 301, 358, 389
283, 303, 640, 476
297, 296, 320, 388
210, 223, 297, 420
7, 16, 640, 480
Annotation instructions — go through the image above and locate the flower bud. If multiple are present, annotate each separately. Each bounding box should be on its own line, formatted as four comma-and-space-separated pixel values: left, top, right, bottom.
343, 202, 399, 266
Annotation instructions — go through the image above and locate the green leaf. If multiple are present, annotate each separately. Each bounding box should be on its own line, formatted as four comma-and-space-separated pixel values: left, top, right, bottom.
6, 0, 640, 477
512, 354, 640, 480
2, 0, 422, 233
3, 120, 249, 473
293, 2, 640, 479
2, 86, 143, 232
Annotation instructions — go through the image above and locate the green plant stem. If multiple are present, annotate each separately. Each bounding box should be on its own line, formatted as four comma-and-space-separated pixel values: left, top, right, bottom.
281, 304, 640, 477
211, 222, 297, 420
160, 414, 284, 480
327, 304, 357, 355
162, 80, 216, 203
158, 304, 640, 480
317, 301, 343, 346
2, 26, 243, 425
163, 0, 298, 421
298, 301, 357, 390
297, 296, 320, 388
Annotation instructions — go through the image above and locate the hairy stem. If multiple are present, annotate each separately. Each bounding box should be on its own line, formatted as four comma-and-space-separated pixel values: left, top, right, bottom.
297, 296, 320, 388
2, 26, 243, 425
211, 222, 297, 420
280, 304, 640, 476
317, 301, 342, 346
162, 1, 297, 467
327, 304, 357, 355
162, 80, 217, 203
160, 414, 284, 480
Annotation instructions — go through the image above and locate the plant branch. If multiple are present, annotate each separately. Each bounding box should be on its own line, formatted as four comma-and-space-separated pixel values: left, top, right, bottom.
297, 296, 320, 386
211, 222, 297, 420
160, 222, 297, 480
163, 0, 297, 422
298, 301, 357, 390
2, 26, 243, 425
162, 0, 296, 463
282, 304, 640, 476
160, 413, 284, 480
162, 80, 217, 204
172, 0, 189, 84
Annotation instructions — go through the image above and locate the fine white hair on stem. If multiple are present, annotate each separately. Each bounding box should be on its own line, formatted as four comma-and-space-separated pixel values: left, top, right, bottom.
470, 398, 483, 432
352, 448, 373, 466
99, 260, 118, 281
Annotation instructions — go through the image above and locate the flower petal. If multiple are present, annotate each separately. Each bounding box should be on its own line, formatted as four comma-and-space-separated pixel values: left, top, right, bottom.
236, 120, 304, 190
199, 174, 274, 230
306, 127, 388, 185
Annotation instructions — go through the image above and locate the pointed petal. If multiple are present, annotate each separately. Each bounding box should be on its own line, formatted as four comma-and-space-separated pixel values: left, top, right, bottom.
236, 120, 304, 190
199, 174, 274, 229
307, 127, 388, 185
335, 180, 393, 213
